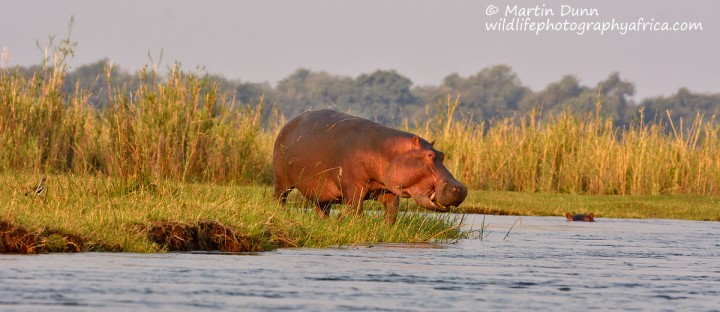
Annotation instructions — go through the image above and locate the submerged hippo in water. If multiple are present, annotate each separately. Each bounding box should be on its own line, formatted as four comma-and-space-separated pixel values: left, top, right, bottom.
566, 213, 596, 222
273, 109, 468, 223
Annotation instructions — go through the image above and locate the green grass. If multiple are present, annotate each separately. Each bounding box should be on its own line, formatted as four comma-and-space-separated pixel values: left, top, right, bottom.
457, 190, 720, 221
0, 173, 465, 253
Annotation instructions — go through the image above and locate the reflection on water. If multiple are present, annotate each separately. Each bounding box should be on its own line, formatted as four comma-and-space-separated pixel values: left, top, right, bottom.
2, 216, 719, 311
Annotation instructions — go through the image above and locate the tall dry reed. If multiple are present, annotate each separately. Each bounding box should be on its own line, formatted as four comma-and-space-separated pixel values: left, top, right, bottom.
414, 97, 720, 195
3, 40, 719, 195
1, 38, 271, 184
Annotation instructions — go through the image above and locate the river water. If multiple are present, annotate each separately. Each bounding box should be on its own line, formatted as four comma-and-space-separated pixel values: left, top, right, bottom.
2, 215, 719, 311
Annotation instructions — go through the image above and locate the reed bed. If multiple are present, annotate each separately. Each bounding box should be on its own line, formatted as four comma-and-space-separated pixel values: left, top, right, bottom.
1, 39, 274, 185
2, 41, 720, 196
413, 97, 720, 196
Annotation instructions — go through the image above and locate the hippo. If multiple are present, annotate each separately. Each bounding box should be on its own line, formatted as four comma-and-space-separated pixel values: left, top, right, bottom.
273, 109, 467, 223
566, 213, 595, 222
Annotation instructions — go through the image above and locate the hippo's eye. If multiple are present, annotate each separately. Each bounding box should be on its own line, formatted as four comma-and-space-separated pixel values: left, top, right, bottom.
425, 151, 435, 161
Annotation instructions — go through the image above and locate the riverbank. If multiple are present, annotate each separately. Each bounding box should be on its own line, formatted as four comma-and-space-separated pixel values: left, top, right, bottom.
3, 173, 719, 254
1, 173, 464, 254
460, 190, 720, 221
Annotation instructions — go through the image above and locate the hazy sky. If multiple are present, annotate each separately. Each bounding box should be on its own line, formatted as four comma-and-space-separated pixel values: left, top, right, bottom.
2, 0, 718, 100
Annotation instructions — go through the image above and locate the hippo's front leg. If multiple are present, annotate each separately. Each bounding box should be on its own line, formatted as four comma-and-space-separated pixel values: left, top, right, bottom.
316, 201, 332, 219
378, 193, 399, 224
337, 183, 369, 220
347, 183, 368, 213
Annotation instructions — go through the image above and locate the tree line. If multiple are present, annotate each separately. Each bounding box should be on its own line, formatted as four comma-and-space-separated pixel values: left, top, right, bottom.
14, 59, 720, 127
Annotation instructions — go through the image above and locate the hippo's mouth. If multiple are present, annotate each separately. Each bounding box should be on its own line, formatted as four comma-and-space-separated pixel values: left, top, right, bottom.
429, 192, 448, 211
413, 192, 450, 212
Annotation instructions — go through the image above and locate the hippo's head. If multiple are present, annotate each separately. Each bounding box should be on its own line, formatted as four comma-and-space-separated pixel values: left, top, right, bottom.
385, 136, 467, 212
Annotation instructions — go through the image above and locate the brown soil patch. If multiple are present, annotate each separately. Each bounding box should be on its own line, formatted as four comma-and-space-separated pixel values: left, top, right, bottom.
147, 220, 267, 252
1, 221, 85, 254
1, 221, 38, 253
2, 219, 279, 254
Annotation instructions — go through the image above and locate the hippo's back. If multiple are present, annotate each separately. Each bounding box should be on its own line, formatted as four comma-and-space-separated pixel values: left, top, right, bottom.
274, 109, 385, 157
272, 110, 399, 196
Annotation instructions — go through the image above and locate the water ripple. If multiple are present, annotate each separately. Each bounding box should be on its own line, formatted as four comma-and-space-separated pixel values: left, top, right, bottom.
2, 216, 720, 311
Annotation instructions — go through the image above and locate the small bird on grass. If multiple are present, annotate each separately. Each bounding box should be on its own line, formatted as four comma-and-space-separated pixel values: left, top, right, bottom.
25, 177, 46, 196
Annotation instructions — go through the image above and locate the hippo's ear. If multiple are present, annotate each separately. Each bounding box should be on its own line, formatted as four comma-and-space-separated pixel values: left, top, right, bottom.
412, 136, 421, 149
429, 140, 435, 146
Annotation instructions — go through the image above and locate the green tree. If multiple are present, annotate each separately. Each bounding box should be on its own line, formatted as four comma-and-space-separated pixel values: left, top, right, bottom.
596, 72, 635, 124
348, 70, 419, 124
520, 73, 636, 125
234, 81, 272, 105
275, 68, 353, 117
63, 59, 137, 108
519, 75, 586, 114
431, 65, 530, 121
639, 88, 720, 126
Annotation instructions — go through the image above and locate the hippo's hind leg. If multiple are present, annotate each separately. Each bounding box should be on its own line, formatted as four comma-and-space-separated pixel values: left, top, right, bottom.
274, 180, 293, 208
378, 192, 399, 224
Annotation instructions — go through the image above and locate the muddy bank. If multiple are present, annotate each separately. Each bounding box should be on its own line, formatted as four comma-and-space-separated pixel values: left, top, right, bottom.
0, 221, 83, 253
1, 220, 277, 254
146, 220, 271, 252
